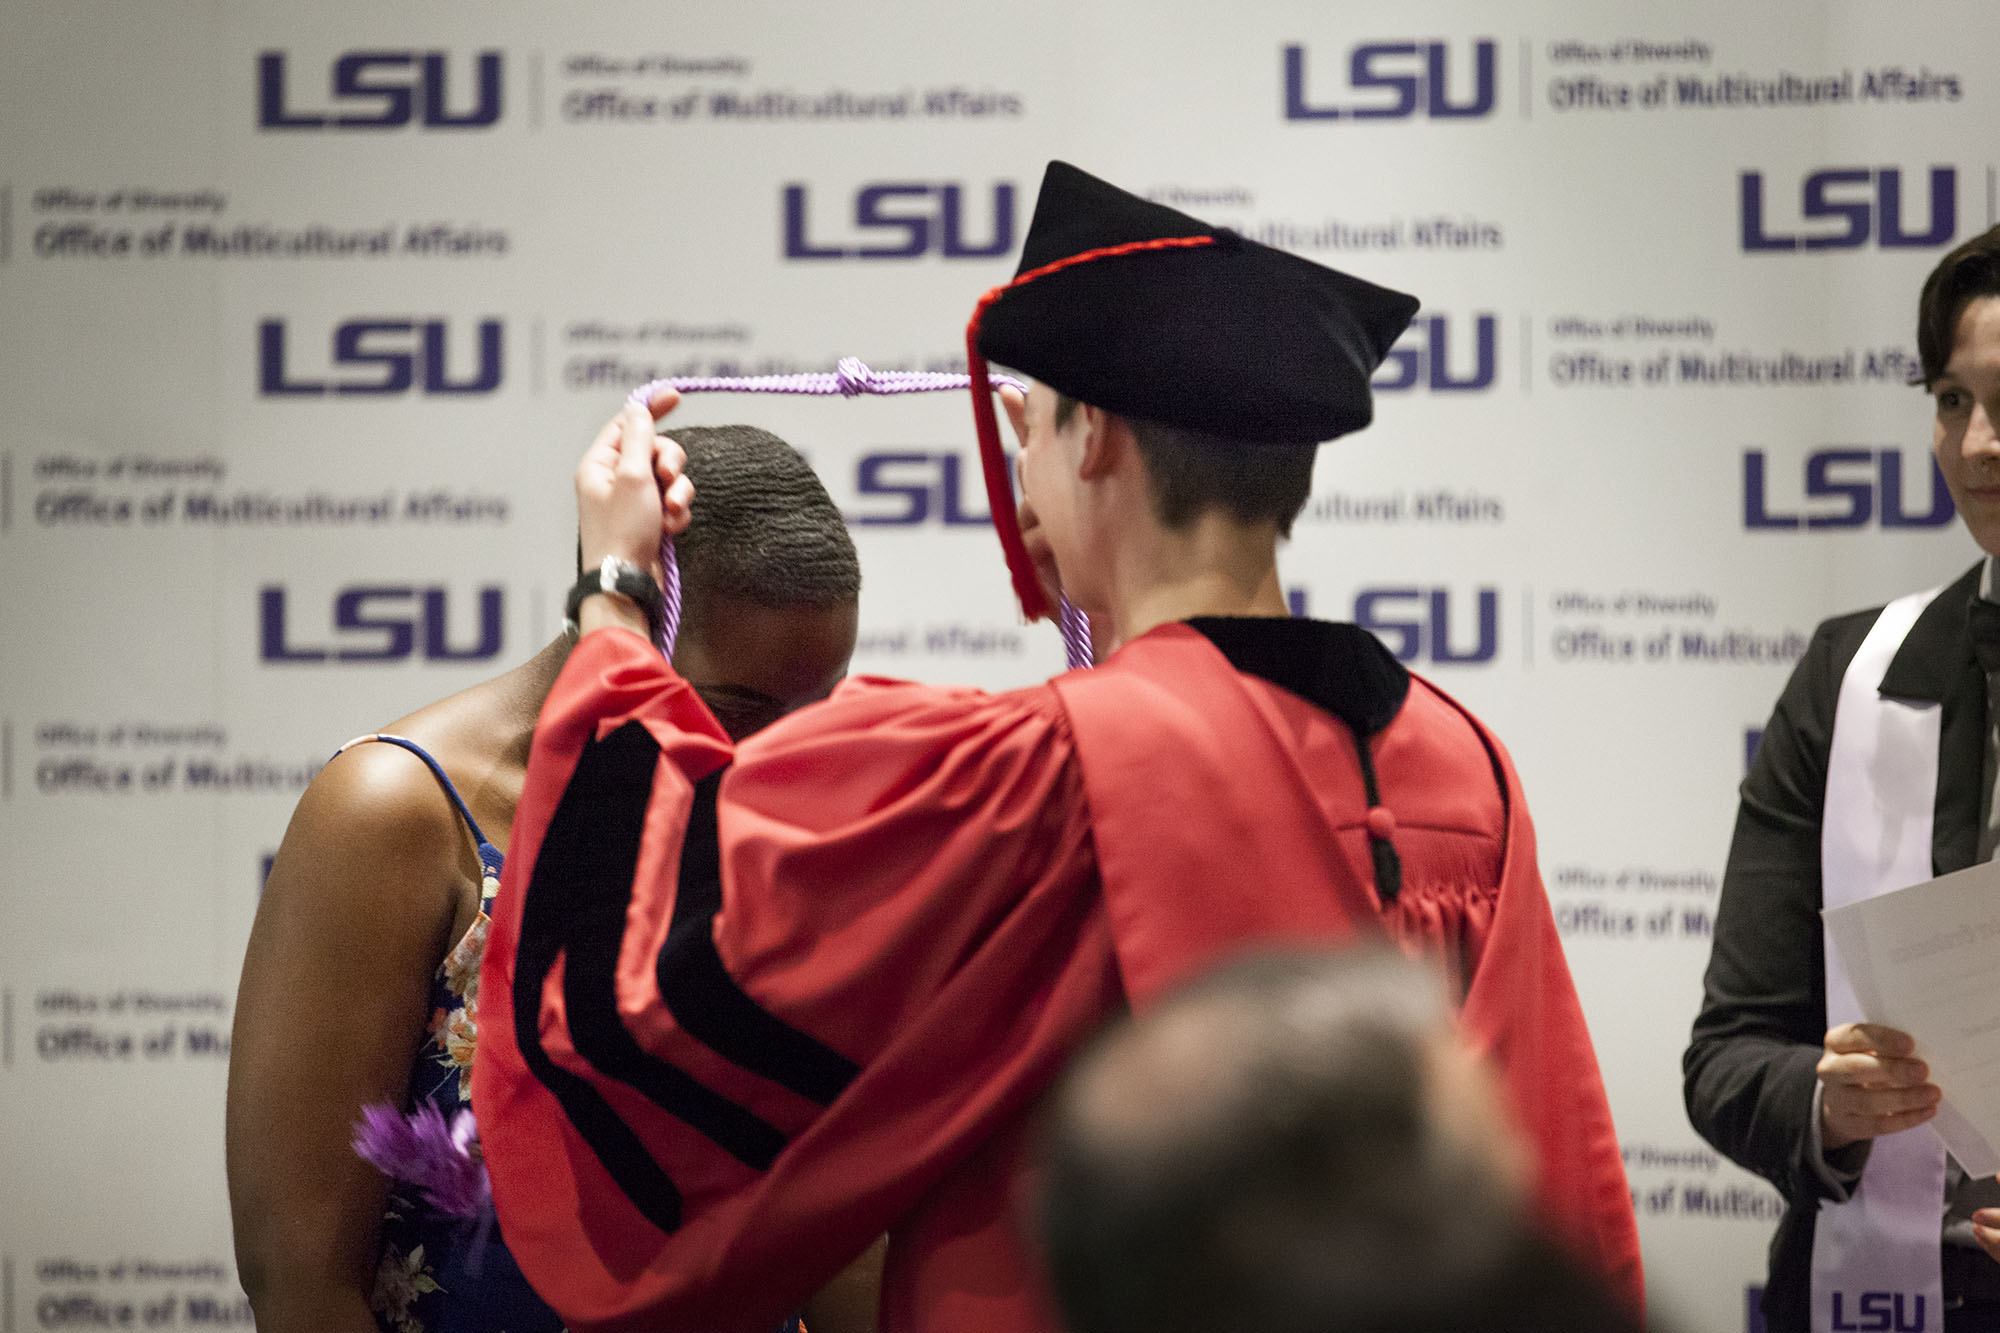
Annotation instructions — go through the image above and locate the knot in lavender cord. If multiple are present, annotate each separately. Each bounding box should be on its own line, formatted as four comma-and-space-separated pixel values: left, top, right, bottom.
834, 357, 872, 397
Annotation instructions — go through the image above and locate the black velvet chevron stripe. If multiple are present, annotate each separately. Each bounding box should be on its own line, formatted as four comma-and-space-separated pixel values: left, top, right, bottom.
655, 772, 861, 1107
516, 720, 804, 1232
509, 1020, 683, 1233
512, 723, 688, 1232
556, 734, 789, 1170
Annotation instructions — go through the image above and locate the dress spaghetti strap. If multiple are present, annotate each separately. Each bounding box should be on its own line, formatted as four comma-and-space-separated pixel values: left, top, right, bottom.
332, 733, 504, 877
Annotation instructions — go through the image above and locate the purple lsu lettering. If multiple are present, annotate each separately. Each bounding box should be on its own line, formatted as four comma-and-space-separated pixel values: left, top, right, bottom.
258, 50, 502, 129
847, 451, 993, 526
1283, 40, 1498, 121
1740, 167, 1956, 252
1372, 313, 1497, 393
259, 585, 503, 663
258, 318, 503, 396
782, 182, 1015, 260
1289, 586, 1499, 666
1829, 1290, 1926, 1332
1742, 448, 1953, 530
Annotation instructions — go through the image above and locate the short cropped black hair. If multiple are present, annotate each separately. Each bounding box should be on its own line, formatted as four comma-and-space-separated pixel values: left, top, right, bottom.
672, 425, 860, 610
1038, 949, 1636, 1333
1918, 223, 2000, 389
1056, 395, 1315, 537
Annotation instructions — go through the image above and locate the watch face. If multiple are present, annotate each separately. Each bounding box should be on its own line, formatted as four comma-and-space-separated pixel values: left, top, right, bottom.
568, 560, 663, 644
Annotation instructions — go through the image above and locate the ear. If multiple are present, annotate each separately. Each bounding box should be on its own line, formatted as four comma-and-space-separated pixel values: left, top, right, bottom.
1075, 404, 1130, 482
1000, 384, 1029, 448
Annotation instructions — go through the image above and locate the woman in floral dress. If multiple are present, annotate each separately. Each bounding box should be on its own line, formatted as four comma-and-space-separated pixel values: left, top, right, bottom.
226, 423, 865, 1331
229, 640, 576, 1333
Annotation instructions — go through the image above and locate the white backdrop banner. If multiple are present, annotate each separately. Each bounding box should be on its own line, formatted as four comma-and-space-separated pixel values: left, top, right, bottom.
1, 2, 1993, 1328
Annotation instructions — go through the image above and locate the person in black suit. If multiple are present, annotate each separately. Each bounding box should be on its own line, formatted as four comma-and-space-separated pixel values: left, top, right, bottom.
1685, 223, 2000, 1332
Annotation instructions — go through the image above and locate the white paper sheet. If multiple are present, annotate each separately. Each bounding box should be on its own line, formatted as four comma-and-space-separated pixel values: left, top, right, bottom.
1824, 858, 2000, 1177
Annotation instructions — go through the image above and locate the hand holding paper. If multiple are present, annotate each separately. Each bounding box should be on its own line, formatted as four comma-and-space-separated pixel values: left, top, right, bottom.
1976, 1207, 2000, 1261
1825, 858, 2000, 1176
1816, 1022, 1941, 1151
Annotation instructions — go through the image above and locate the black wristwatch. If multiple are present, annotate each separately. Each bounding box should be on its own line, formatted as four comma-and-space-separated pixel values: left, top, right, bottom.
564, 555, 666, 645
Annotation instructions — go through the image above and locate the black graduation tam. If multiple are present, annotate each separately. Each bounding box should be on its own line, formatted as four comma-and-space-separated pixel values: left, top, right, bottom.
962, 161, 1420, 620
976, 161, 1419, 444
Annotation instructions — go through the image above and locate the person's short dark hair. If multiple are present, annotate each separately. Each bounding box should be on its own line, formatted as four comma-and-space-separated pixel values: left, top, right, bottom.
1036, 948, 1638, 1333
1056, 394, 1315, 537
672, 425, 860, 612
1918, 223, 2000, 389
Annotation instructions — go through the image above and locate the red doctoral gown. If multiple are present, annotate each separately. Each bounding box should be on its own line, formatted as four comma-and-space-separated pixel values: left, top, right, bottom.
474, 620, 1641, 1331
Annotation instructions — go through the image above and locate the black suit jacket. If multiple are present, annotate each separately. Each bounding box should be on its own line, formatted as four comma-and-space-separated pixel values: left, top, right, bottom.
1684, 561, 1987, 1332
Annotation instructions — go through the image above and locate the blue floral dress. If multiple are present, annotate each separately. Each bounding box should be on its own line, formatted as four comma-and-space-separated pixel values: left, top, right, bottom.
351, 734, 807, 1333
343, 735, 567, 1333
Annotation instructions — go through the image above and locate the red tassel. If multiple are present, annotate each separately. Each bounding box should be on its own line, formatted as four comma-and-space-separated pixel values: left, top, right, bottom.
964, 305, 1050, 621
963, 233, 1217, 623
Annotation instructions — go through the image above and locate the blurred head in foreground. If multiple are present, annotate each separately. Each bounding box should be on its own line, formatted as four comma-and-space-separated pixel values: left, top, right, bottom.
1036, 947, 1639, 1333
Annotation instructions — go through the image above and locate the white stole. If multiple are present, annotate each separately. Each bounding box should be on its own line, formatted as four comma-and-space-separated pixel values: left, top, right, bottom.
1815, 586, 1947, 1333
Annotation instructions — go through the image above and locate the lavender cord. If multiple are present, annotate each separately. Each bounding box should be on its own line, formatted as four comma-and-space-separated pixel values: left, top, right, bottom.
632, 358, 1023, 400
623, 358, 1094, 669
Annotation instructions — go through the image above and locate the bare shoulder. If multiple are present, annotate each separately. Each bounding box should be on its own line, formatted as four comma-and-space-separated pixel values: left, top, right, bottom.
272, 638, 563, 905
263, 737, 470, 939
275, 671, 534, 903
304, 733, 468, 850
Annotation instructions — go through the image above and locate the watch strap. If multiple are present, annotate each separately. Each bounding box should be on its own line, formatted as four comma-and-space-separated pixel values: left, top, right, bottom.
564, 556, 666, 647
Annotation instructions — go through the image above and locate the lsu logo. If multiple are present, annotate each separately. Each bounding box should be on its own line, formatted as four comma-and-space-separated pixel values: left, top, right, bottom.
259, 318, 504, 397
1742, 448, 1953, 530
847, 452, 991, 526
260, 585, 504, 663
1372, 313, 1498, 393
258, 50, 502, 129
1828, 1291, 1926, 1332
1740, 167, 1956, 251
783, 182, 1016, 260
1290, 587, 1499, 665
1283, 40, 1497, 121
